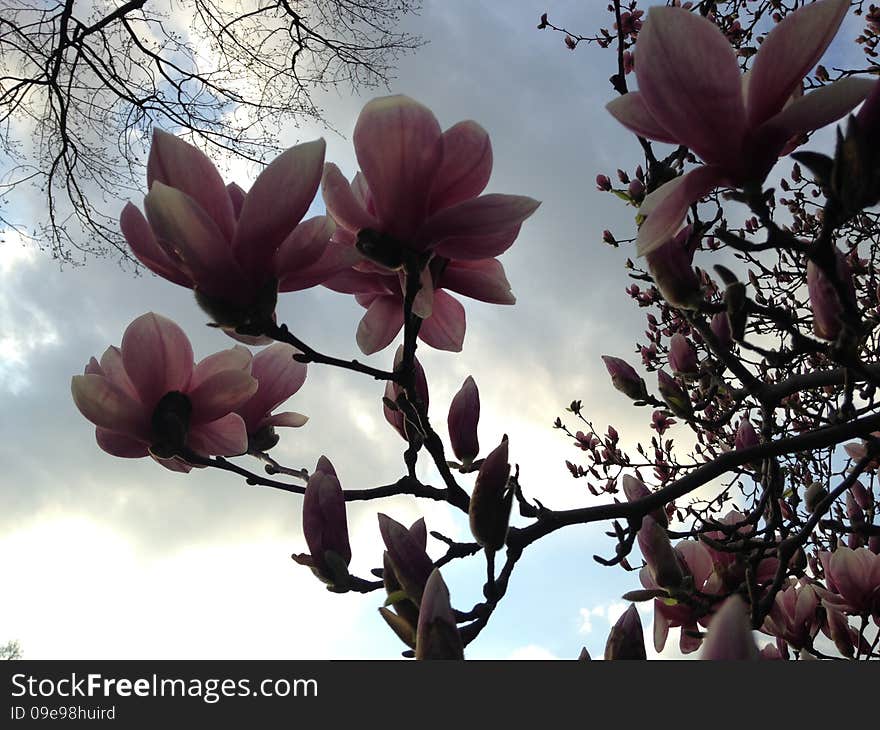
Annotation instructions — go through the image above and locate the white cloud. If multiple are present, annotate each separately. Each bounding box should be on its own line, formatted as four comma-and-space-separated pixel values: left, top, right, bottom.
507, 644, 560, 661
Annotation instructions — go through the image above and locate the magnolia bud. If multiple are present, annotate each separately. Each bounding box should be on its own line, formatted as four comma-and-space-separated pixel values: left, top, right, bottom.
604, 604, 647, 660
469, 437, 513, 551
734, 417, 759, 451
700, 596, 759, 660
657, 370, 692, 417
292, 456, 352, 585
668, 333, 698, 375
637, 516, 683, 590
601, 355, 648, 401
415, 569, 464, 660
646, 226, 702, 309
850, 480, 873, 511
807, 250, 857, 341
622, 474, 667, 527
805, 482, 828, 513
710, 312, 732, 351
824, 607, 855, 658
383, 346, 429, 441
378, 514, 434, 602
447, 376, 480, 464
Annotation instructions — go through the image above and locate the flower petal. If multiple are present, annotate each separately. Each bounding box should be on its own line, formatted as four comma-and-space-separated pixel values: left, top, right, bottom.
280, 240, 363, 293
274, 215, 334, 281
120, 203, 192, 287
263, 411, 309, 428
234, 139, 326, 275
418, 194, 540, 249
191, 346, 252, 390
636, 166, 727, 257
187, 413, 249, 456
237, 343, 307, 430
411, 267, 434, 319
321, 163, 379, 233
760, 78, 875, 143
747, 0, 850, 127
227, 182, 246, 219
606, 92, 680, 144
356, 295, 405, 354
98, 346, 139, 400
441, 259, 515, 304
353, 95, 444, 240
636, 7, 746, 168
147, 129, 237, 241
144, 182, 243, 296
95, 428, 150, 458
429, 120, 493, 211
418, 290, 465, 352
323, 269, 395, 296
71, 374, 148, 436
188, 369, 258, 423
432, 225, 522, 261
121, 312, 194, 408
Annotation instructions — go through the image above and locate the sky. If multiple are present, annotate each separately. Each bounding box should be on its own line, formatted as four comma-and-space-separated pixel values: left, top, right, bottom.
0, 1, 865, 660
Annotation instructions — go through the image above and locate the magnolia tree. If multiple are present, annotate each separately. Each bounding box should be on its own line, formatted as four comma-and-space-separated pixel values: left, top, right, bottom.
71, 0, 880, 660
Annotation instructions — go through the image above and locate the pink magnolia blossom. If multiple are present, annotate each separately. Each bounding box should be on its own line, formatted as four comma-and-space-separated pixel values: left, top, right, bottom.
607, 0, 874, 255
234, 343, 308, 452
702, 510, 779, 591
816, 546, 880, 619
761, 578, 821, 650
320, 95, 538, 354
122, 131, 356, 335
639, 533, 723, 654
71, 312, 257, 472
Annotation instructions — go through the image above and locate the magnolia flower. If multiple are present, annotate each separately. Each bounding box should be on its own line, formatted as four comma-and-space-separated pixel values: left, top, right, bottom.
320, 95, 538, 354
607, 0, 873, 255
817, 546, 880, 618
122, 131, 355, 335
639, 534, 723, 654
702, 510, 779, 591
71, 312, 257, 472
292, 456, 352, 585
761, 579, 821, 651
233, 343, 308, 452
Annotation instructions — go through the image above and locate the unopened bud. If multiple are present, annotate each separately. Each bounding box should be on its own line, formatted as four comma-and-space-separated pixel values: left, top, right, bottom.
469, 437, 513, 551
